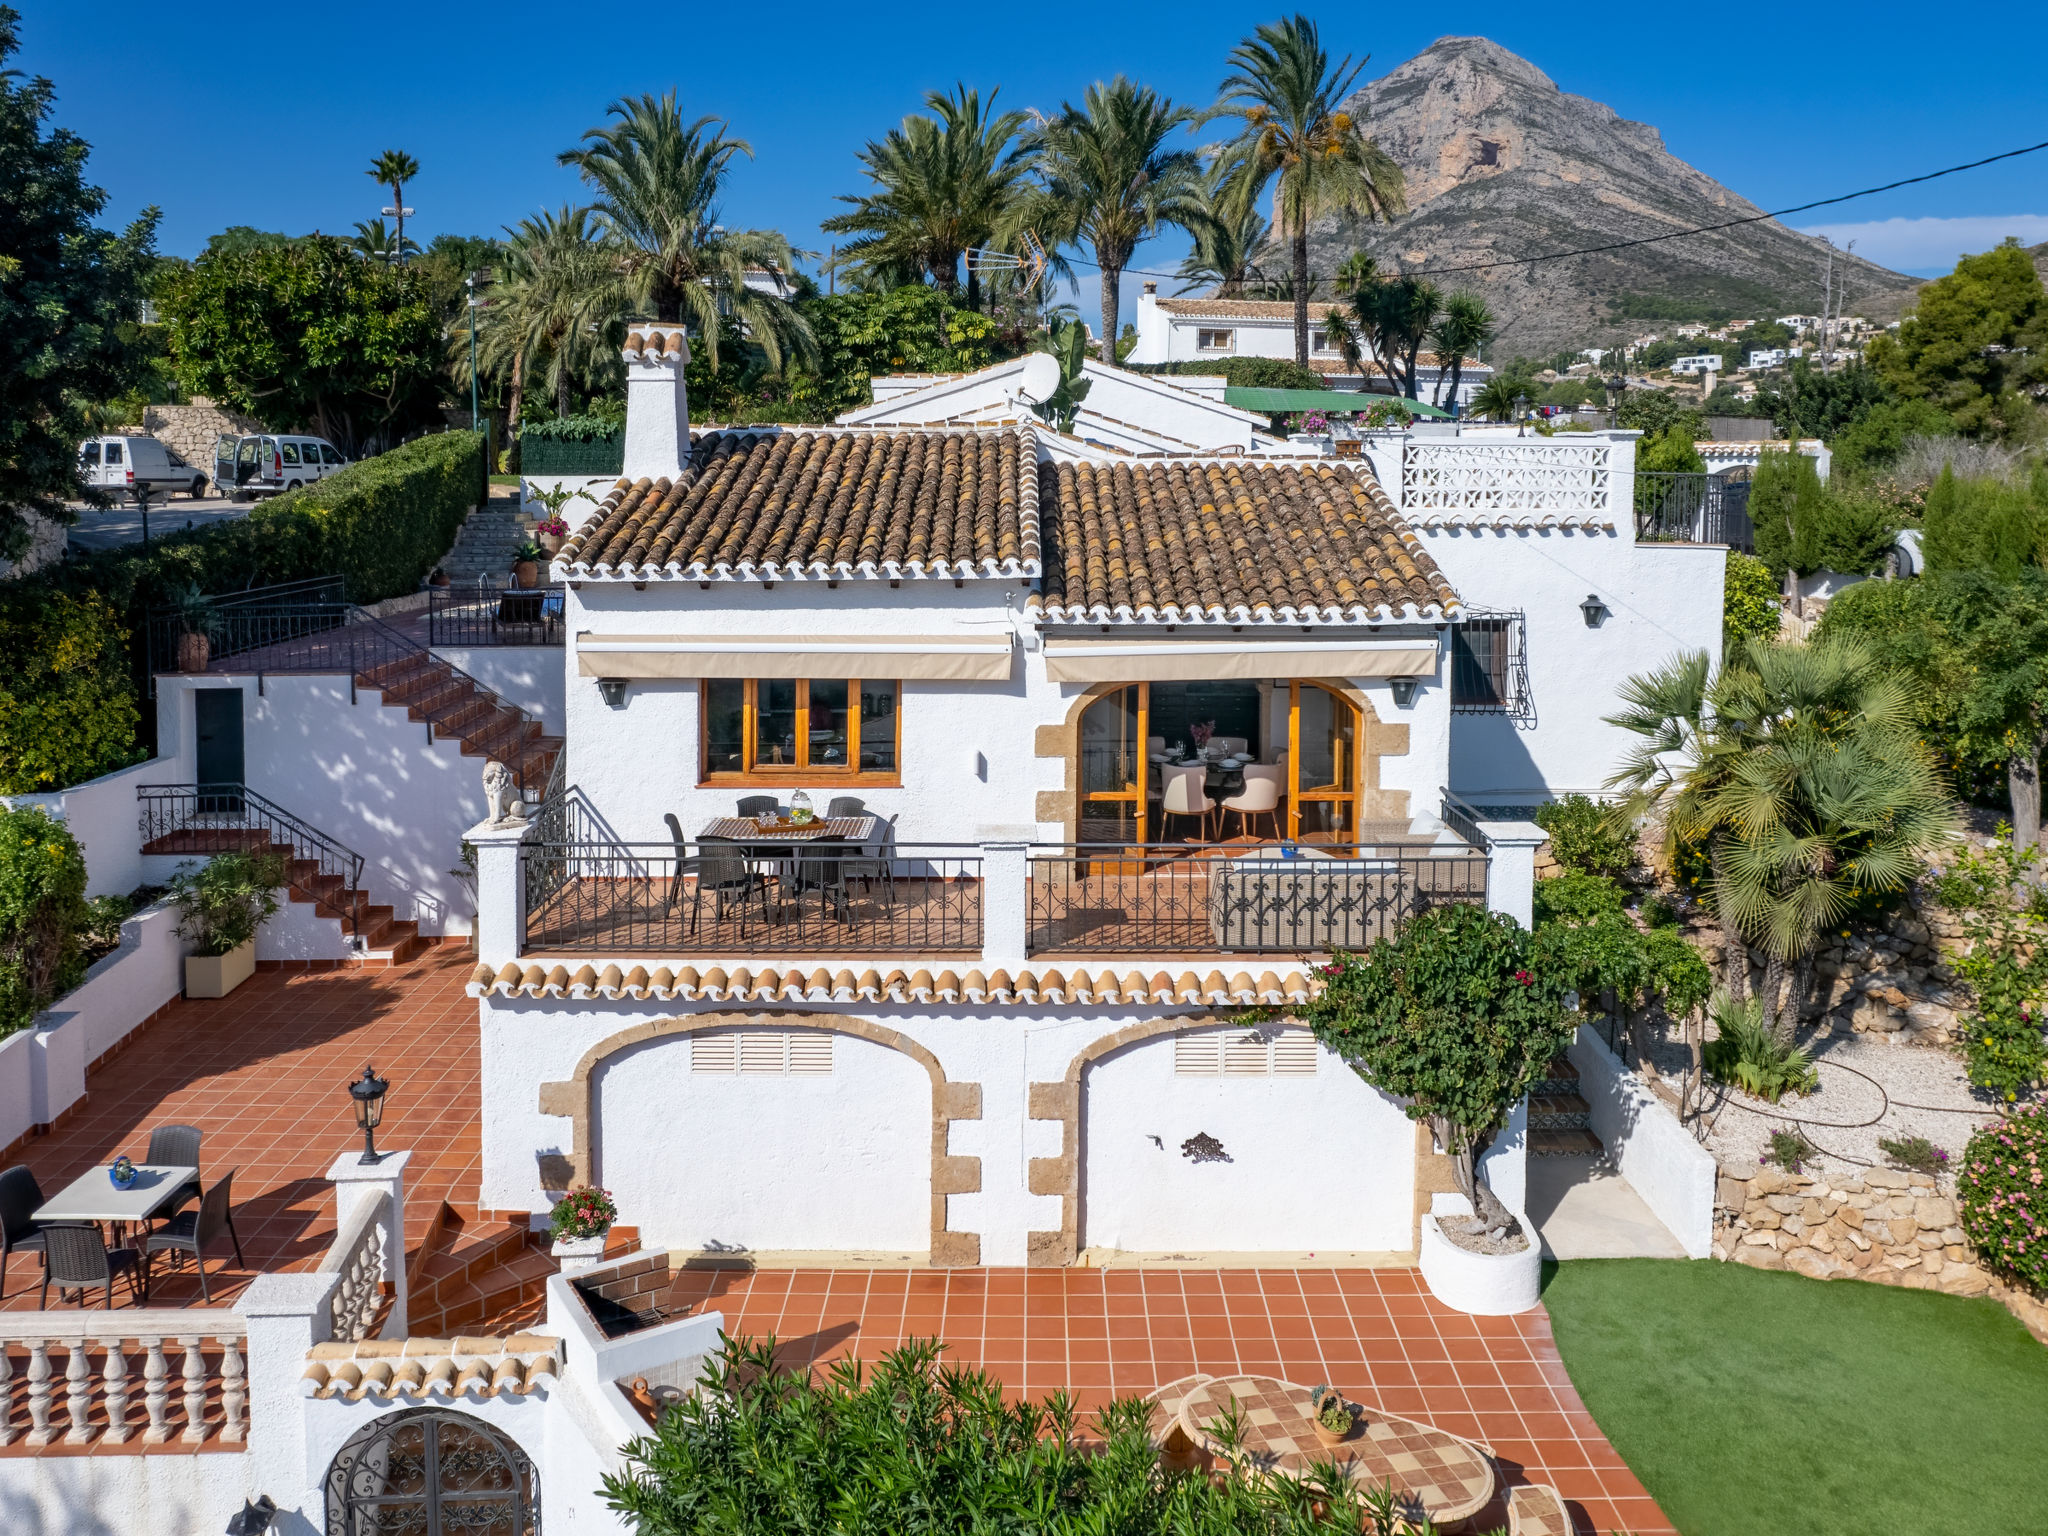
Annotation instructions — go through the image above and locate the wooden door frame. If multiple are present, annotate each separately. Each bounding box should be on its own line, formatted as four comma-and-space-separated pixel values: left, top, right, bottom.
1286, 681, 1364, 843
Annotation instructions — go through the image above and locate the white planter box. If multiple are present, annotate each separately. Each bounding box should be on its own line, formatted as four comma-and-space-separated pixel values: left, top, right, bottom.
1419, 1196, 1541, 1315
551, 1233, 608, 1275
184, 938, 255, 1000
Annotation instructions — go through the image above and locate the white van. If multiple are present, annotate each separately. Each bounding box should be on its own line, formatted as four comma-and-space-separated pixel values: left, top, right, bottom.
214, 434, 350, 499
77, 435, 209, 500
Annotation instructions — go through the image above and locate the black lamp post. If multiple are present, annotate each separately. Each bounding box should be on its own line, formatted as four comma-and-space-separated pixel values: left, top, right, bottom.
1515, 392, 1530, 438
1607, 375, 1626, 428
350, 1064, 389, 1166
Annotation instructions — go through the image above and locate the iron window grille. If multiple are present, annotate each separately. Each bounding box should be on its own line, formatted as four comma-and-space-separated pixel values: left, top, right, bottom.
1450, 609, 1532, 722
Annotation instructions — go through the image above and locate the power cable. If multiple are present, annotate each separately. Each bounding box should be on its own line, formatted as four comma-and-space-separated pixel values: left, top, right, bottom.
1056, 136, 2048, 284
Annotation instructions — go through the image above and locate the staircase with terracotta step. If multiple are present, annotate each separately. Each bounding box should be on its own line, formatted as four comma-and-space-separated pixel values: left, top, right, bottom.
357, 650, 561, 794
1529, 1057, 1606, 1159
405, 1205, 643, 1337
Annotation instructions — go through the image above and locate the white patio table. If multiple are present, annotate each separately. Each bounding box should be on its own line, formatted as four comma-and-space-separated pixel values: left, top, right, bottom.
34, 1163, 199, 1300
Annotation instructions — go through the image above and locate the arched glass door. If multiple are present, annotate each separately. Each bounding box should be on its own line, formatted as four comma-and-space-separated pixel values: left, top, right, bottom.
1078, 684, 1147, 843
327, 1407, 539, 1536
1288, 682, 1362, 845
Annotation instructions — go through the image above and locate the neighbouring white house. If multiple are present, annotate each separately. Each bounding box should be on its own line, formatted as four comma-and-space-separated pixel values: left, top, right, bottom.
1127, 283, 1493, 411
1672, 354, 1723, 377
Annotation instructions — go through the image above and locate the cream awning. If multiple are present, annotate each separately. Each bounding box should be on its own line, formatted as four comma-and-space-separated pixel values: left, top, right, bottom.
1041, 637, 1438, 684
576, 633, 1015, 682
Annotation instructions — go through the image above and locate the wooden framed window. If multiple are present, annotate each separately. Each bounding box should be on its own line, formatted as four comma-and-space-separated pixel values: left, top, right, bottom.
1196, 328, 1236, 352
698, 678, 901, 784
1450, 611, 1531, 720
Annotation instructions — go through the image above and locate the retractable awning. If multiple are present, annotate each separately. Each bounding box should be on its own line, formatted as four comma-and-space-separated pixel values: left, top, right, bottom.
1040, 636, 1438, 684
576, 633, 1015, 682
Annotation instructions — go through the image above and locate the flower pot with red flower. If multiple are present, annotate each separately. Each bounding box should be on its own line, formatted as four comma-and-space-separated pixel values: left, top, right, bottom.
534, 516, 569, 555
549, 1184, 618, 1274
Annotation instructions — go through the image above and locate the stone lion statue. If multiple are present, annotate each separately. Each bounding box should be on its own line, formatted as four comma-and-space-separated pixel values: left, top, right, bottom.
482, 760, 527, 828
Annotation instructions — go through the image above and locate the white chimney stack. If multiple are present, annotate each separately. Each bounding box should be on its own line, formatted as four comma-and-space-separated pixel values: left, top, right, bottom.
621, 326, 690, 481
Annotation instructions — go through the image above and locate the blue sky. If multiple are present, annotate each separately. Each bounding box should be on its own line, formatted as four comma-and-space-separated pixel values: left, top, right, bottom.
21, 1, 2048, 324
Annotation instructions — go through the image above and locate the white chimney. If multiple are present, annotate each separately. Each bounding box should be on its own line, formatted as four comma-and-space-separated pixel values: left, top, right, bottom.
621, 326, 690, 481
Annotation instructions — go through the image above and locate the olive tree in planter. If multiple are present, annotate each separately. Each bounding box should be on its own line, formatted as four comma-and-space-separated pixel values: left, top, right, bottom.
1287, 903, 1577, 1311
171, 850, 285, 998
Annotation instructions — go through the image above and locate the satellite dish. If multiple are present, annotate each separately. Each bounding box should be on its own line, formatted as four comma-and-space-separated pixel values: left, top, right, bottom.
1016, 353, 1062, 405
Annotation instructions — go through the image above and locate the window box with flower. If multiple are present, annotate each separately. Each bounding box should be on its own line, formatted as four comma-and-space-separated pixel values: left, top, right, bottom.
550, 1183, 619, 1274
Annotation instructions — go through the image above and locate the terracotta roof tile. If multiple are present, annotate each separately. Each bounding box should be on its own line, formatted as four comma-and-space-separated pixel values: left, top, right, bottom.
558, 427, 1039, 581
1039, 457, 1459, 624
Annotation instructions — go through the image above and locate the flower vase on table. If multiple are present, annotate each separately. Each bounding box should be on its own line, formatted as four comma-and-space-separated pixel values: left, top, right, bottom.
109, 1156, 137, 1190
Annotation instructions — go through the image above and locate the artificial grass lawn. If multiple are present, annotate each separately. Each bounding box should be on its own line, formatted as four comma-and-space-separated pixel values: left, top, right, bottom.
1543, 1260, 2048, 1536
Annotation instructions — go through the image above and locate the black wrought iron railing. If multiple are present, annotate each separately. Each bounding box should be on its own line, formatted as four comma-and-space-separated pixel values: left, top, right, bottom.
520, 821, 985, 955
1633, 472, 1755, 550
1438, 791, 1491, 852
1026, 842, 1488, 956
426, 579, 564, 648
137, 782, 367, 940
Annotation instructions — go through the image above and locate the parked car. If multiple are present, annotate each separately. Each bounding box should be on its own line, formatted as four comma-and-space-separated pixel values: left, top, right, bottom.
213, 434, 350, 499
77, 435, 209, 500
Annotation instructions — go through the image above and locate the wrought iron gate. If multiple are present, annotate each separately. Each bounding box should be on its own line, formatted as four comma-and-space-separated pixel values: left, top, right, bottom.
326, 1408, 539, 1535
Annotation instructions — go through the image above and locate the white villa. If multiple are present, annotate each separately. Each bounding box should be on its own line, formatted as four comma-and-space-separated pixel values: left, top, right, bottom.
1128, 283, 1494, 411
0, 329, 1732, 1534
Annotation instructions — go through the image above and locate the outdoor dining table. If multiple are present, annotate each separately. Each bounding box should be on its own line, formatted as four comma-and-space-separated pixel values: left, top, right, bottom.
697, 816, 880, 921
32, 1162, 200, 1300
1161, 1372, 1497, 1526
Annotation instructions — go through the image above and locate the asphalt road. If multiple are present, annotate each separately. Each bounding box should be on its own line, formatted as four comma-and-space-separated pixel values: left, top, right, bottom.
64, 491, 254, 552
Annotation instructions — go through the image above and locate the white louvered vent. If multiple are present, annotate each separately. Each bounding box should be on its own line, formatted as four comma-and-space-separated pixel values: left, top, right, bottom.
1221, 1032, 1270, 1076
691, 1034, 738, 1074
1173, 1033, 1222, 1074
692, 1032, 835, 1076
1271, 1030, 1319, 1075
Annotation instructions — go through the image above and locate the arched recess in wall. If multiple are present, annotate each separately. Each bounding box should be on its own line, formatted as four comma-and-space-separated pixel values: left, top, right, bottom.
1025, 1014, 1418, 1265
536, 1011, 984, 1265
1036, 679, 1411, 844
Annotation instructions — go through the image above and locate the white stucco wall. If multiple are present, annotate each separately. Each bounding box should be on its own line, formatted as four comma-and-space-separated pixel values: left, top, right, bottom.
1080, 1026, 1415, 1253
1, 757, 165, 899
434, 645, 566, 736
154, 675, 495, 934
1424, 530, 1726, 803
0, 1443, 248, 1536
594, 1026, 931, 1253
1569, 1025, 1714, 1258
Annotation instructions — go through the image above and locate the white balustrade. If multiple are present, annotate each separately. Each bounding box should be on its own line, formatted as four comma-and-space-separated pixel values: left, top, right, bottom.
1402, 439, 1614, 517
0, 1313, 246, 1449
318, 1188, 392, 1343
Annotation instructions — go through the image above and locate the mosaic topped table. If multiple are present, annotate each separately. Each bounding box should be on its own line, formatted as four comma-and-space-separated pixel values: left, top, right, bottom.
1173, 1372, 1497, 1527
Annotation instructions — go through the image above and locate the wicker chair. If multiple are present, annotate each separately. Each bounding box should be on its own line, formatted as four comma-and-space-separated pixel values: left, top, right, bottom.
0, 1165, 48, 1299
145, 1169, 244, 1302
736, 795, 778, 818
145, 1123, 203, 1222
825, 796, 866, 819
683, 837, 773, 936
40, 1224, 142, 1309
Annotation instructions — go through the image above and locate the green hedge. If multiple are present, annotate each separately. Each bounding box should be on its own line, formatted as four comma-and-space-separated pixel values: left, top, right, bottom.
1123, 357, 1325, 391
520, 432, 625, 476
0, 430, 486, 793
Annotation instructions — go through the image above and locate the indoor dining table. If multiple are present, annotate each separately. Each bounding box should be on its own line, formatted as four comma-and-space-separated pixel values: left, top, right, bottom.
33, 1163, 199, 1300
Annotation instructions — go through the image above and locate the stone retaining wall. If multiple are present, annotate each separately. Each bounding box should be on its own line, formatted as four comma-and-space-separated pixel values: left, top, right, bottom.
1716, 1164, 2048, 1344
137, 399, 267, 479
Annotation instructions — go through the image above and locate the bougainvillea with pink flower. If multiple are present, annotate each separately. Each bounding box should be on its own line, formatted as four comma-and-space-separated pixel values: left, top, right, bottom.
549, 1184, 618, 1241
1957, 1102, 2048, 1290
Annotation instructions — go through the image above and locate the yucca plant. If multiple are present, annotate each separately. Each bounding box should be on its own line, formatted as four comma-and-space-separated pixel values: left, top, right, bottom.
1702, 989, 1818, 1102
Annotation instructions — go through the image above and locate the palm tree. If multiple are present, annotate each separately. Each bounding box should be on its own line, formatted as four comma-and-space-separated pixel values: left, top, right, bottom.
823, 85, 1030, 309
366, 150, 419, 266
1175, 154, 1271, 297
349, 218, 418, 266
560, 93, 814, 370
1025, 77, 1204, 361
1467, 375, 1520, 422
1215, 15, 1405, 366
476, 208, 623, 447
1428, 292, 1497, 410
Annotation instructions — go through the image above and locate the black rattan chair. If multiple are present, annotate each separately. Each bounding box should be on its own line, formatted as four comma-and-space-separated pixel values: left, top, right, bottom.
788, 837, 853, 923
736, 795, 778, 818
145, 1169, 243, 1302
40, 1223, 142, 1309
684, 839, 774, 936
0, 1165, 48, 1299
145, 1123, 203, 1222
840, 813, 898, 912
825, 796, 866, 820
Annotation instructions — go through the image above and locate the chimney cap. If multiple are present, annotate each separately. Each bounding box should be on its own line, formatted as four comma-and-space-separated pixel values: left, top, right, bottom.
1142, 280, 1157, 295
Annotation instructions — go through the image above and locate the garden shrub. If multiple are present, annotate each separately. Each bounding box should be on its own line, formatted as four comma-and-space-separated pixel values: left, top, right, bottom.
1703, 990, 1818, 1101
1535, 794, 1637, 880
1934, 836, 2048, 1099
0, 806, 90, 1036
1921, 465, 2048, 580
1958, 1103, 2048, 1291
0, 431, 486, 794
168, 849, 285, 956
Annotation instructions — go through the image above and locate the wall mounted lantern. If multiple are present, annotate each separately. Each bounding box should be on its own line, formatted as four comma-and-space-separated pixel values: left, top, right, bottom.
1389, 677, 1419, 708
597, 677, 630, 708
1580, 593, 1611, 628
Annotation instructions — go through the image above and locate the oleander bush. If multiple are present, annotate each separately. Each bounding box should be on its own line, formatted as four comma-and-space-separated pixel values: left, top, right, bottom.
0, 806, 90, 1036
167, 849, 285, 957
1957, 1104, 2048, 1291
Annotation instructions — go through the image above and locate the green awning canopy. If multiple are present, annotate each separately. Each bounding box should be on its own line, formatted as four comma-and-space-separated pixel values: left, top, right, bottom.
1224, 387, 1455, 420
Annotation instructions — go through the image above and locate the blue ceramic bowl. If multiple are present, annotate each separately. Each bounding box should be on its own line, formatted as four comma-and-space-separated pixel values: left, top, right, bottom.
109, 1163, 137, 1190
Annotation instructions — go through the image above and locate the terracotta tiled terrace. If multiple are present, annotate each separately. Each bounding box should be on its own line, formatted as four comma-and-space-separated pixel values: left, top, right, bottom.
0, 953, 1670, 1531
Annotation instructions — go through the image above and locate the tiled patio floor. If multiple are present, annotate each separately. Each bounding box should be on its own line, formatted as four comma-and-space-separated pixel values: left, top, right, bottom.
0, 950, 483, 1311
664, 1265, 1672, 1535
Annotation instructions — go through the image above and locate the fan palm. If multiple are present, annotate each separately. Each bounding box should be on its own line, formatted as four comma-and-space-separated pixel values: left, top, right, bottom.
365, 150, 419, 266
1025, 77, 1204, 361
1215, 15, 1405, 365
348, 218, 418, 266
1175, 154, 1271, 297
476, 208, 624, 443
1427, 292, 1497, 410
823, 84, 1030, 309
560, 93, 814, 370
1467, 374, 1520, 423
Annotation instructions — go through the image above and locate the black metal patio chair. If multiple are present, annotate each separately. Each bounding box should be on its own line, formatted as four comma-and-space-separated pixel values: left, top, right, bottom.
145, 1168, 244, 1302
40, 1223, 143, 1309
0, 1164, 48, 1299
145, 1123, 203, 1222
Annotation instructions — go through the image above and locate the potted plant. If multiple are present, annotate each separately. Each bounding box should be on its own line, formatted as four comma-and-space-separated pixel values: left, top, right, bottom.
174, 583, 216, 673
511, 539, 545, 589
1308, 1385, 1357, 1447
171, 849, 285, 999
428, 567, 451, 588
549, 1184, 617, 1274
109, 1156, 138, 1190
534, 515, 570, 555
